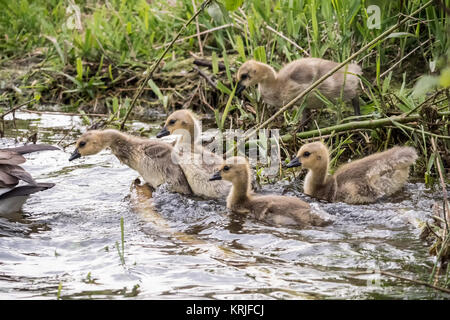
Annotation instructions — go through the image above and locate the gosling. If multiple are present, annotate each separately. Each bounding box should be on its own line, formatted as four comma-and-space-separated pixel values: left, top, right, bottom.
286, 142, 418, 204
209, 156, 331, 227
236, 58, 362, 123
69, 129, 192, 195
1, 144, 58, 215
156, 109, 231, 199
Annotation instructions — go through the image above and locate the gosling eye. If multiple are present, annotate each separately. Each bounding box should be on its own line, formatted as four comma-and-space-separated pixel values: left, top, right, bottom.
303, 151, 311, 157
240, 74, 248, 81
223, 165, 230, 171
168, 119, 176, 126
79, 141, 86, 148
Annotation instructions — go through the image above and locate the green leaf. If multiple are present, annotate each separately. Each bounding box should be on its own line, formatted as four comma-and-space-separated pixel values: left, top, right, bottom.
216, 81, 232, 95
220, 84, 238, 130
439, 67, 450, 87
112, 97, 119, 114
254, 46, 267, 63
212, 51, 219, 75
148, 79, 164, 100
76, 58, 83, 81
126, 21, 132, 35
44, 35, 65, 65
221, 0, 243, 11
386, 32, 415, 39
235, 35, 246, 60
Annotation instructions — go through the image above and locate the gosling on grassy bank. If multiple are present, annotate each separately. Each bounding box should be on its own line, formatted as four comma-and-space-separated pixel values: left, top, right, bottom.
69, 129, 192, 195
236, 58, 362, 122
286, 142, 418, 204
1, 144, 58, 215
156, 109, 231, 199
209, 156, 331, 227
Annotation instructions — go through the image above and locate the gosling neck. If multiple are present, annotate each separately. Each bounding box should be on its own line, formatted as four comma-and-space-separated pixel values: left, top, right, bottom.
258, 64, 278, 87
306, 160, 329, 188
227, 171, 252, 207
98, 129, 128, 148
99, 129, 136, 165
176, 127, 197, 149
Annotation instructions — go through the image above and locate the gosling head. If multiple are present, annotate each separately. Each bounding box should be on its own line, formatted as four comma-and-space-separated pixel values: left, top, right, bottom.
209, 156, 250, 184
69, 130, 107, 161
236, 60, 276, 95
286, 142, 329, 171
156, 109, 199, 144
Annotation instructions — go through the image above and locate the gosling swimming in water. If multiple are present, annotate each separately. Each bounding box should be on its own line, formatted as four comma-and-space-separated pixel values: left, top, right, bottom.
69, 129, 192, 195
210, 156, 331, 227
236, 58, 362, 124
156, 109, 231, 199
286, 142, 418, 204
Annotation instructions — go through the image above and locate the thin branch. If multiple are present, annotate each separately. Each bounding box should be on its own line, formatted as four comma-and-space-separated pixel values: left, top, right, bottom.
120, 0, 212, 130
193, 58, 226, 71
0, 99, 34, 118
354, 270, 450, 294
379, 39, 431, 79
153, 23, 233, 50
431, 137, 450, 234
193, 65, 217, 89
264, 24, 310, 57
279, 111, 449, 142
192, 0, 203, 57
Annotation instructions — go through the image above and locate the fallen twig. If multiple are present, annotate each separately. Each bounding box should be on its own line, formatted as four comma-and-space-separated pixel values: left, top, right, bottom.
193, 65, 217, 89
19, 109, 106, 118
193, 58, 226, 71
280, 111, 449, 142
0, 99, 34, 118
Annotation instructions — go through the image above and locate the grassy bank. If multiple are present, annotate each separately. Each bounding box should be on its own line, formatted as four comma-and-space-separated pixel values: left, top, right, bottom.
0, 0, 448, 171
0, 0, 449, 293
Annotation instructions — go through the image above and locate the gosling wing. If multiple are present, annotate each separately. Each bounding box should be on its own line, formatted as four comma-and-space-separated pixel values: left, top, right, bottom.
143, 143, 192, 195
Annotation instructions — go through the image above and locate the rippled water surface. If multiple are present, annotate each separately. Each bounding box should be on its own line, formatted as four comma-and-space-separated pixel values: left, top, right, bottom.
0, 111, 448, 299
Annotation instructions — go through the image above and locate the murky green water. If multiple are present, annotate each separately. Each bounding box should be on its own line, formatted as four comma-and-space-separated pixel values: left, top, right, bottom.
0, 111, 448, 299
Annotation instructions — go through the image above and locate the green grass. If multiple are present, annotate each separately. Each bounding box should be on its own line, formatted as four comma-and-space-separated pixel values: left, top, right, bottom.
115, 217, 125, 266
0, 0, 449, 181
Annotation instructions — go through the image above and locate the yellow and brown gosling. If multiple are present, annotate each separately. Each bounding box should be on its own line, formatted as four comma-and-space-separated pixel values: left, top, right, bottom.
156, 109, 231, 199
236, 58, 362, 121
209, 156, 331, 227
69, 129, 192, 195
286, 142, 418, 204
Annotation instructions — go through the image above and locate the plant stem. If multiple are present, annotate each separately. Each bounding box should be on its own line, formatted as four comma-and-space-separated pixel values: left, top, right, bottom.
119, 0, 212, 130
355, 270, 450, 294
280, 112, 449, 142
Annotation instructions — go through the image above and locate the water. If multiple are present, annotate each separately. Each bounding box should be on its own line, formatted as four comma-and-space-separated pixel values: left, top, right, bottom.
0, 111, 448, 299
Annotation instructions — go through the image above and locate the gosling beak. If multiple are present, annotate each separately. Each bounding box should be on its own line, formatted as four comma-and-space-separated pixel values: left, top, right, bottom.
209, 171, 222, 181
286, 157, 301, 168
156, 127, 170, 138
69, 148, 81, 161
235, 81, 246, 96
